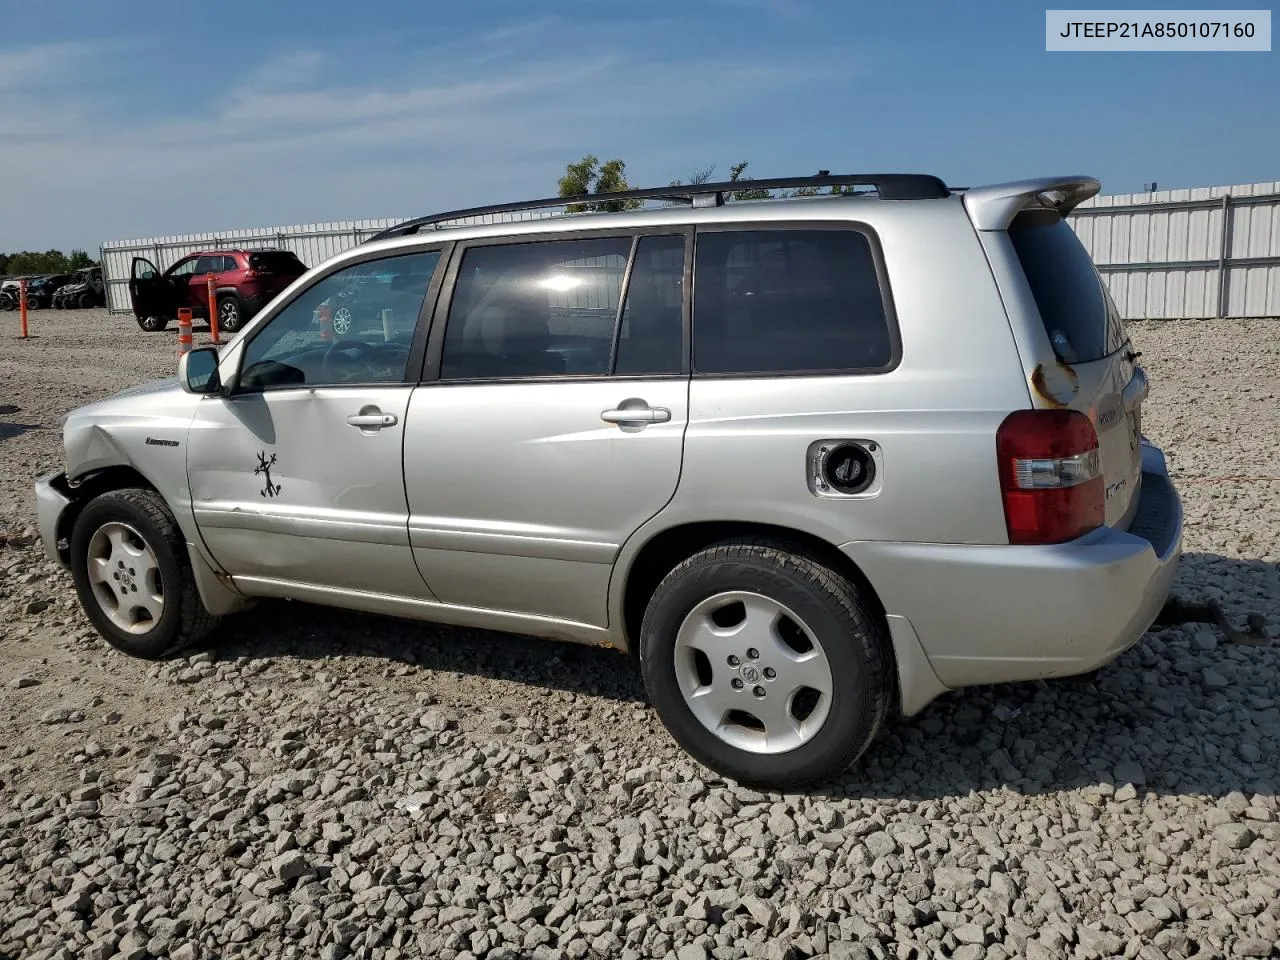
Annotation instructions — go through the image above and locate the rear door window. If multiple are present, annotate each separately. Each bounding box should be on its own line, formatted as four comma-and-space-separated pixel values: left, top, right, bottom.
440, 237, 632, 379
1008, 210, 1128, 363
692, 228, 895, 374
251, 251, 308, 274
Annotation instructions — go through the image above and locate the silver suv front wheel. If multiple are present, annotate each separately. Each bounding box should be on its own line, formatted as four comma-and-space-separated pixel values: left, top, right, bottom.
640, 538, 891, 790
69, 488, 219, 659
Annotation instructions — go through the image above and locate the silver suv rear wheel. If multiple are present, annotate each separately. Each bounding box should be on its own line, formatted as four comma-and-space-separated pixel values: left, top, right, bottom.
640, 538, 891, 790
673, 591, 834, 754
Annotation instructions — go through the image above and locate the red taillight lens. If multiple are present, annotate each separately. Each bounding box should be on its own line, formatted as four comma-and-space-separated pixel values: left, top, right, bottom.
996, 409, 1103, 545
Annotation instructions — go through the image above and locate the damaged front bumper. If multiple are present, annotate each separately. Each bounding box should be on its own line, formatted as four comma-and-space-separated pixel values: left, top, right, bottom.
34, 470, 73, 566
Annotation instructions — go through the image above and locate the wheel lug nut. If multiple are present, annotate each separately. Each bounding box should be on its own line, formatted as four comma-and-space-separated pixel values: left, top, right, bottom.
753, 686, 766, 698
731, 678, 743, 690
727, 655, 740, 667
763, 667, 776, 680
746, 648, 759, 660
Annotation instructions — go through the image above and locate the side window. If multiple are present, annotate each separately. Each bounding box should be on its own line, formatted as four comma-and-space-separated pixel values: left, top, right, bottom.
194, 255, 220, 275
440, 237, 631, 380
169, 258, 198, 279
239, 250, 440, 390
614, 235, 685, 376
693, 229, 894, 374
221, 256, 239, 272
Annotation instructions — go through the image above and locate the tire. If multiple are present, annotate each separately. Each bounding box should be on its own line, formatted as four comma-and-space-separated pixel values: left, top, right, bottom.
639, 538, 891, 790
217, 296, 243, 333
78, 293, 94, 309
69, 488, 219, 659
137, 315, 168, 332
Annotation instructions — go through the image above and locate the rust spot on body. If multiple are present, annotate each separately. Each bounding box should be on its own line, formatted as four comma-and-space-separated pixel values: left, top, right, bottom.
1030, 361, 1079, 408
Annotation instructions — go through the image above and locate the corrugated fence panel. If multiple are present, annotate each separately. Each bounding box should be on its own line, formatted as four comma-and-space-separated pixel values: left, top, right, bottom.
1072, 179, 1280, 319
101, 184, 1280, 319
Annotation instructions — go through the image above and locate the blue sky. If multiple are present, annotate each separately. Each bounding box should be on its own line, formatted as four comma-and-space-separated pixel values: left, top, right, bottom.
1, 0, 1276, 251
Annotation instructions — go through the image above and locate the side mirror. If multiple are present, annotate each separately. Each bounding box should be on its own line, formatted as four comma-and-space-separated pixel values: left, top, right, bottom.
179, 346, 222, 394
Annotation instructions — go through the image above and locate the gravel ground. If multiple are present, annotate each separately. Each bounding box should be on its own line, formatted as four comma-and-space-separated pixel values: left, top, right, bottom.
1, 309, 1278, 960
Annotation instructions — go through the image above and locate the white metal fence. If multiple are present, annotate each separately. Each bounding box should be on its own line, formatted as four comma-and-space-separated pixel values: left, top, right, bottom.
101, 179, 1280, 319
1071, 179, 1280, 319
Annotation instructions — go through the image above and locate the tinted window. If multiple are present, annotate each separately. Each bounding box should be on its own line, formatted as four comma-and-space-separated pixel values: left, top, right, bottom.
693, 229, 893, 374
614, 235, 685, 376
222, 256, 239, 272
1009, 211, 1128, 363
251, 251, 308, 274
441, 237, 631, 380
239, 251, 439, 390
194, 256, 221, 275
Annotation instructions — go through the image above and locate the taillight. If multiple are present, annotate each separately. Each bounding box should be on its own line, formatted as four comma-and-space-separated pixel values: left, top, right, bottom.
996, 409, 1103, 545
242, 269, 258, 279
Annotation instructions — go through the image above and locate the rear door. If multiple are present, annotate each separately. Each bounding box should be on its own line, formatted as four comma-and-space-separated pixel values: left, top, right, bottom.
128, 257, 178, 320
403, 230, 691, 628
1006, 209, 1144, 528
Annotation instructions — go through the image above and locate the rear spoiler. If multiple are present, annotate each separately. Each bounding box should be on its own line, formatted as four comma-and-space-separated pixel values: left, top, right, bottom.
962, 176, 1101, 232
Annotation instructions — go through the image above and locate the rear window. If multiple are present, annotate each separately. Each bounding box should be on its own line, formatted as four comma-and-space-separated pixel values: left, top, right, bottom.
1009, 210, 1128, 363
250, 251, 307, 274
693, 228, 895, 374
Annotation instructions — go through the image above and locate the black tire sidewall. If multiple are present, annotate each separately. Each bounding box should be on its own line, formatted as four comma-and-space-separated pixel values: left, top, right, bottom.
640, 551, 883, 789
70, 494, 188, 659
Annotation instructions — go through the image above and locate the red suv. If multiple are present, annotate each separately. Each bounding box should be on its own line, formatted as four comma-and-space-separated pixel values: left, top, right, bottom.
128, 248, 308, 333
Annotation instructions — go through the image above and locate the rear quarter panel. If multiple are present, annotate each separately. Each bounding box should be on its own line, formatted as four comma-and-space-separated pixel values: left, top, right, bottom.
654, 199, 1031, 547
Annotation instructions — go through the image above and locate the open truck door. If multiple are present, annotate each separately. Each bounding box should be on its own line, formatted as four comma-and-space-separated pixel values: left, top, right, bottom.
129, 257, 177, 332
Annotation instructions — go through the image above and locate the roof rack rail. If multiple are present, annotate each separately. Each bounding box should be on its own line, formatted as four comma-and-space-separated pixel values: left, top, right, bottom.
365, 172, 950, 243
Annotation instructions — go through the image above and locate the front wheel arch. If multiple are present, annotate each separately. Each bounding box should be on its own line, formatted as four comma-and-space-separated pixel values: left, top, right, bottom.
55, 466, 159, 563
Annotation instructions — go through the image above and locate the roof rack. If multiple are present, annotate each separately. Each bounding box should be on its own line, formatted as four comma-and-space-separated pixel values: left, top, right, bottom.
365, 172, 951, 243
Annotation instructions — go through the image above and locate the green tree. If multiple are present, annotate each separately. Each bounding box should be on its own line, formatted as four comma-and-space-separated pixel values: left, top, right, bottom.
557, 155, 644, 213
68, 249, 95, 270
1, 249, 99, 275
5, 250, 69, 274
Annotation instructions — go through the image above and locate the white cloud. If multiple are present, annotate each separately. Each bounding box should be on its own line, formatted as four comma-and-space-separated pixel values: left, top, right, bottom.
0, 30, 861, 250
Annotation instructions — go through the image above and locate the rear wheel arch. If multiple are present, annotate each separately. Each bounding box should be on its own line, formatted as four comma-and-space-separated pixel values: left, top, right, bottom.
620, 522, 895, 678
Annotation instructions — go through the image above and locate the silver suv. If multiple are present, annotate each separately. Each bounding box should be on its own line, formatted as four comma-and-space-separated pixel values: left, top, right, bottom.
35, 173, 1182, 789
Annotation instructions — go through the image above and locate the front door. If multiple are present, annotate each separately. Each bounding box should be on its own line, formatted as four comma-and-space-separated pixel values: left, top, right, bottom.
187, 247, 444, 597
404, 231, 691, 628
128, 257, 178, 320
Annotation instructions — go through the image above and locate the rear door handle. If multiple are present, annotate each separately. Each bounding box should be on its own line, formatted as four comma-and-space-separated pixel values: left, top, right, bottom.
601, 406, 671, 425
347, 412, 398, 428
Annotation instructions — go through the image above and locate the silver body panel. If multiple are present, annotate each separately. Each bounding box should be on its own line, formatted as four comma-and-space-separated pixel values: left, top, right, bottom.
187, 386, 428, 599
403, 379, 688, 627
39, 179, 1183, 717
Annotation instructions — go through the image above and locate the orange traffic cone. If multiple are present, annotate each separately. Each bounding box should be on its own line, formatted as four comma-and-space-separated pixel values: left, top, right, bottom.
177, 309, 193, 355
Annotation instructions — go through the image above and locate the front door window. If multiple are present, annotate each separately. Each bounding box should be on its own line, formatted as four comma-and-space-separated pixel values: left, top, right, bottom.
239, 250, 440, 390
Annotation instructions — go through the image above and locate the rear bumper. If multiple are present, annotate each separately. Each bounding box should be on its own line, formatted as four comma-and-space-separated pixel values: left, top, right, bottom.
35, 470, 73, 567
841, 441, 1183, 691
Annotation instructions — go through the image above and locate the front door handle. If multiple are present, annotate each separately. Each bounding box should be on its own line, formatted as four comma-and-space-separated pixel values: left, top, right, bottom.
601, 405, 671, 425
347, 411, 398, 429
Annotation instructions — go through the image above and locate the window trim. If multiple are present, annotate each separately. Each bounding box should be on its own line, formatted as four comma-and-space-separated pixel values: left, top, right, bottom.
228, 240, 454, 396
419, 224, 694, 386
167, 256, 198, 279
690, 220, 903, 380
